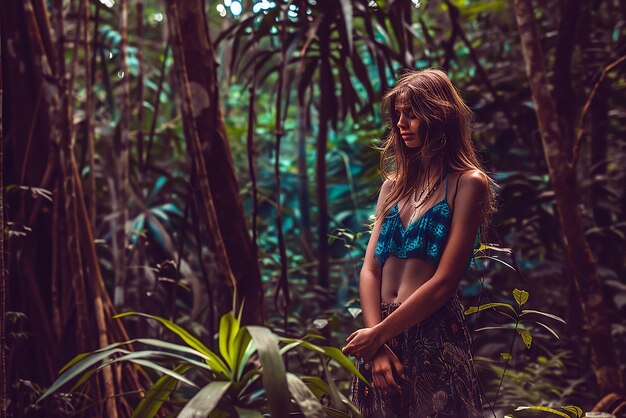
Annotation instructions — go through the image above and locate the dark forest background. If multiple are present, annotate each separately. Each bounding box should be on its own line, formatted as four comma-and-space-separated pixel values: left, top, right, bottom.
1, 0, 626, 416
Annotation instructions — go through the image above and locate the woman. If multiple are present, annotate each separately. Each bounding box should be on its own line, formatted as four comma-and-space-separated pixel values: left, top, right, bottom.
342, 68, 496, 417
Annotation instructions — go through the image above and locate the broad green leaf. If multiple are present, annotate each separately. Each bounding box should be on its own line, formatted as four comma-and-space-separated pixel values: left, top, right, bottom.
279, 341, 303, 356
37, 348, 131, 403
59, 341, 128, 373
99, 350, 216, 376
247, 326, 290, 418
322, 358, 344, 411
114, 312, 228, 374
513, 289, 529, 306
301, 376, 331, 398
520, 309, 566, 323
231, 327, 251, 379
337, 387, 363, 418
219, 312, 239, 371
235, 336, 256, 381
514, 406, 571, 418
517, 329, 532, 349
125, 359, 198, 388
286, 373, 326, 417
69, 368, 97, 392
134, 338, 220, 363
131, 364, 192, 418
322, 346, 366, 383
178, 381, 232, 418
278, 338, 325, 355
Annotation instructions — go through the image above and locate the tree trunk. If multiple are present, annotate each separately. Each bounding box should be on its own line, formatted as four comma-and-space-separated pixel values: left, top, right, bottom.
166, 0, 263, 325
0, 21, 6, 417
1, 1, 144, 415
512, 0, 624, 393
316, 8, 333, 290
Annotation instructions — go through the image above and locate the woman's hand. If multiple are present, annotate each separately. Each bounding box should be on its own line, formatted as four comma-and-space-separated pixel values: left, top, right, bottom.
342, 325, 385, 362
371, 344, 408, 398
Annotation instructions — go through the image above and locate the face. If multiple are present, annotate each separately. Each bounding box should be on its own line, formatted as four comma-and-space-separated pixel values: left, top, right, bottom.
394, 99, 421, 149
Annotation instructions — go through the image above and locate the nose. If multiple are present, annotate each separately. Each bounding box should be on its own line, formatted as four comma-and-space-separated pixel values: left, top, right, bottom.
397, 113, 407, 130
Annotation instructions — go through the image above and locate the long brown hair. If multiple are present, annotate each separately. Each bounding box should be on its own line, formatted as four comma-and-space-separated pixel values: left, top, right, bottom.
375, 68, 497, 235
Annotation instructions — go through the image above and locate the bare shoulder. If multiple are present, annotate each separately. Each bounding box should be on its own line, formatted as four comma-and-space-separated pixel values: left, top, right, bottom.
382, 178, 394, 191
457, 169, 489, 201
380, 178, 395, 197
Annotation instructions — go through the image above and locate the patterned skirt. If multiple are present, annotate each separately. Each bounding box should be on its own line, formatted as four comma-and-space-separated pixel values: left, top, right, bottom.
350, 294, 484, 417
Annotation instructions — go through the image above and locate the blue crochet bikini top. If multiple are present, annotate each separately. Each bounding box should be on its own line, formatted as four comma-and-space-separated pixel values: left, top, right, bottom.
374, 167, 478, 271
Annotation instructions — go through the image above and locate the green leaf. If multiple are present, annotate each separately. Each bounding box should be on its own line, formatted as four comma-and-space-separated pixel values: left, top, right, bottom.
178, 381, 232, 418
500, 352, 512, 360
37, 347, 131, 403
464, 302, 517, 316
517, 329, 532, 349
322, 347, 367, 383
513, 289, 529, 306
322, 358, 345, 411
99, 349, 216, 376
530, 320, 560, 340
114, 312, 228, 374
519, 309, 566, 323
247, 326, 290, 418
219, 312, 239, 371
125, 359, 198, 388
58, 341, 128, 373
514, 406, 571, 418
286, 373, 326, 417
131, 364, 192, 418
562, 406, 584, 417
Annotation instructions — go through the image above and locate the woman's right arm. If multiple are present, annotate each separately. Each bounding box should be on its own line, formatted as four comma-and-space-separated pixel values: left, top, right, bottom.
358, 179, 406, 396
359, 179, 393, 328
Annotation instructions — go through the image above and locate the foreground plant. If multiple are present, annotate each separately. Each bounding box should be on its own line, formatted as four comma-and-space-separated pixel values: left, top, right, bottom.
37, 308, 367, 417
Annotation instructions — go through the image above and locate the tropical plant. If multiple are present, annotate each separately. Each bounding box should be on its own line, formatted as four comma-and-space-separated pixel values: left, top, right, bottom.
37, 307, 367, 417
505, 404, 584, 418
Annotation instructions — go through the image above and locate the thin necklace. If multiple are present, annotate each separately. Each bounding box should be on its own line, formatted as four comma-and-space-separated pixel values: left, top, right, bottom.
407, 177, 441, 225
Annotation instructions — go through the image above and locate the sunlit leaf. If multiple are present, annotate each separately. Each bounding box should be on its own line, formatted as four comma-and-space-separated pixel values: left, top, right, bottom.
513, 288, 529, 307
178, 381, 232, 418
247, 326, 290, 418
517, 328, 532, 349
286, 373, 325, 417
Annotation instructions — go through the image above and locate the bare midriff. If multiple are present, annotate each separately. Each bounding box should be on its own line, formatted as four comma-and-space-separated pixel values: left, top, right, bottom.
380, 257, 436, 304
378, 172, 459, 304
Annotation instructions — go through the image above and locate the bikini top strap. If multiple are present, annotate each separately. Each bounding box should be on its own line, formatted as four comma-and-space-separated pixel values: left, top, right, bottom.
444, 165, 450, 199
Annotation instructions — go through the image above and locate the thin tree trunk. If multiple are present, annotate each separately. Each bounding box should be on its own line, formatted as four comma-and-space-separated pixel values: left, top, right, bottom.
0, 20, 6, 418
166, 0, 263, 324
512, 0, 624, 393
136, 0, 144, 173
83, 0, 96, 229
166, 1, 239, 323
273, 5, 289, 314
317, 11, 333, 290
114, 0, 130, 308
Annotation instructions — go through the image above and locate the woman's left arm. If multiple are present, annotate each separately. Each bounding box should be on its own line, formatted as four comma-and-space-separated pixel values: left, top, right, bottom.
343, 170, 489, 361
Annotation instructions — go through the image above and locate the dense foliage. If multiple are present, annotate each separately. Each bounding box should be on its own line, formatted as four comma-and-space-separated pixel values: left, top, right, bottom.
3, 0, 626, 416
